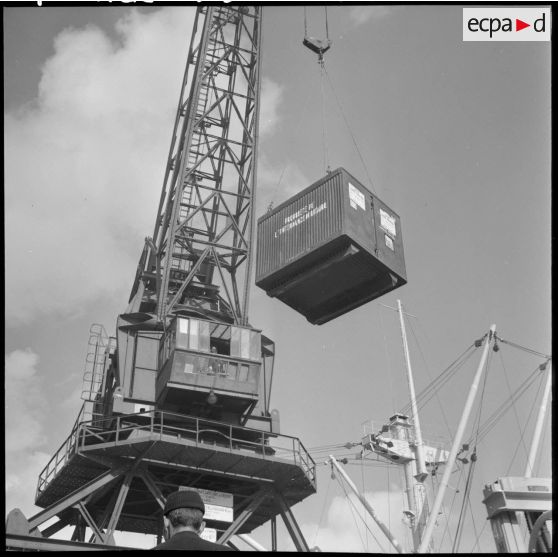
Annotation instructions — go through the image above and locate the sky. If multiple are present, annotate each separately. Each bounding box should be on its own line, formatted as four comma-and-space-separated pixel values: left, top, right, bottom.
4, 3, 552, 553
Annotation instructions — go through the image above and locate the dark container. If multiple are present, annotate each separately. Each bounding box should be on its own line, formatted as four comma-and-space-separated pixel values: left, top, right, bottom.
255, 167, 407, 324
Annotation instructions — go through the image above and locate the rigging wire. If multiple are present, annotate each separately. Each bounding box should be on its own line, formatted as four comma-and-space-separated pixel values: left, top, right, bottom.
498, 350, 531, 462
268, 80, 315, 208
452, 348, 491, 552
379, 302, 397, 414
496, 337, 551, 360
360, 456, 369, 551
407, 317, 454, 439
452, 452, 477, 552
465, 488, 482, 554
335, 470, 382, 552
312, 472, 332, 548
535, 399, 551, 477
399, 343, 477, 416
465, 364, 541, 446
438, 464, 465, 552
471, 520, 490, 553
323, 65, 377, 194
505, 372, 544, 476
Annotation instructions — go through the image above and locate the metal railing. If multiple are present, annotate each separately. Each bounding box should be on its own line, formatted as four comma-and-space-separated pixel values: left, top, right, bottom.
36, 404, 85, 501
37, 410, 316, 499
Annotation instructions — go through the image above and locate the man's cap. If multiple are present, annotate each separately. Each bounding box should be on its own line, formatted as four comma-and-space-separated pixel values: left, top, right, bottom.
163, 489, 205, 515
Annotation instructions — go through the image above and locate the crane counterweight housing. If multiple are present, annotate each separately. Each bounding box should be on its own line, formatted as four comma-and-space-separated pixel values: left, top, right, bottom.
255, 167, 407, 324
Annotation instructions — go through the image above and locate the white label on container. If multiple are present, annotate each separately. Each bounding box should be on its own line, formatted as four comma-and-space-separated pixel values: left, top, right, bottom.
200, 528, 217, 543
348, 183, 366, 210
178, 487, 234, 523
385, 234, 394, 251
380, 209, 396, 237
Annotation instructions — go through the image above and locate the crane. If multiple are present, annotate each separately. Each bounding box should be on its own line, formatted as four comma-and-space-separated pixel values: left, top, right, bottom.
6, 6, 316, 551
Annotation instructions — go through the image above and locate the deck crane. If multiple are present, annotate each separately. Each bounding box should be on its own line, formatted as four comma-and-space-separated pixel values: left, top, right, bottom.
6, 6, 316, 551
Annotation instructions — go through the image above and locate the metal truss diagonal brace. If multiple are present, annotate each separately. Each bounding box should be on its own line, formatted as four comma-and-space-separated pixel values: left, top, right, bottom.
218, 490, 269, 545
138, 468, 166, 510
28, 463, 129, 531
275, 492, 310, 552
74, 502, 106, 544
105, 469, 135, 537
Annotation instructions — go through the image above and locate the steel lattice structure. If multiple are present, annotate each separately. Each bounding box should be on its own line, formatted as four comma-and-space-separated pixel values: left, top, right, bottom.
6, 7, 317, 551
128, 5, 262, 326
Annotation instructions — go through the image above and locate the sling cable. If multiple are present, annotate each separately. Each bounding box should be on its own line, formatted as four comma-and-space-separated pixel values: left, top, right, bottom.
303, 6, 332, 173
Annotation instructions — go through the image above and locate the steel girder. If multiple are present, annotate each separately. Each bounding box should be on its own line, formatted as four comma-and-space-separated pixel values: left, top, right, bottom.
128, 5, 262, 326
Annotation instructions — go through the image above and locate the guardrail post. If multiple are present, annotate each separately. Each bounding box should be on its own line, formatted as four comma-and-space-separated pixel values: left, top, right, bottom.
116, 416, 120, 443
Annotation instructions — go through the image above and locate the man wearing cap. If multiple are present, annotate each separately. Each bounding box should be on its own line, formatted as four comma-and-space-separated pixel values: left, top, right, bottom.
153, 489, 232, 551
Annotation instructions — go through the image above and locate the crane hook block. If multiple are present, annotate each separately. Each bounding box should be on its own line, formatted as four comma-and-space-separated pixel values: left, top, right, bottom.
303, 36, 332, 58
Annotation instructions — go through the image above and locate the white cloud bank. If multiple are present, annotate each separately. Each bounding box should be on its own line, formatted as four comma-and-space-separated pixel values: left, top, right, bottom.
301, 489, 410, 553
5, 349, 51, 516
5, 7, 285, 327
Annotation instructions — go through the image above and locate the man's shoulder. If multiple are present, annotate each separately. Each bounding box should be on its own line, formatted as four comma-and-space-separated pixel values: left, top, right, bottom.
152, 531, 233, 551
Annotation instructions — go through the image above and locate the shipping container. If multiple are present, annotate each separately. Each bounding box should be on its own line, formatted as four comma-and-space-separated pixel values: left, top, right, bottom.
255, 167, 407, 324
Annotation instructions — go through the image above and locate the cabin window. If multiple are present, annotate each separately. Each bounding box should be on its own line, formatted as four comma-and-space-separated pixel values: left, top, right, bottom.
231, 327, 261, 360
176, 318, 209, 352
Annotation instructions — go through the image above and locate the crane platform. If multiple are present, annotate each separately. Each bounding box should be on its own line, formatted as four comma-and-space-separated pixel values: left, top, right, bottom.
34, 410, 316, 536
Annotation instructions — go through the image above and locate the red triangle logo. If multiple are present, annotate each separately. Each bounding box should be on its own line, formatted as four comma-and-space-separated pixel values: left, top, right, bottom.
516, 19, 530, 31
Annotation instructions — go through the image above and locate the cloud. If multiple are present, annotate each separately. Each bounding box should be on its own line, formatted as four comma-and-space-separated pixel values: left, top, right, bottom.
260, 77, 284, 138
301, 488, 409, 553
5, 7, 196, 326
256, 154, 309, 215
5, 349, 52, 516
5, 7, 287, 328
348, 6, 399, 27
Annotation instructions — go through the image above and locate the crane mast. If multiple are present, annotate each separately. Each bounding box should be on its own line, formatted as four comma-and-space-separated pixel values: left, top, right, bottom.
128, 5, 261, 326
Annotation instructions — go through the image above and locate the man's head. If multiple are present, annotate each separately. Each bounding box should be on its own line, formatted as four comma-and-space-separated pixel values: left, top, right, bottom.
162, 489, 206, 539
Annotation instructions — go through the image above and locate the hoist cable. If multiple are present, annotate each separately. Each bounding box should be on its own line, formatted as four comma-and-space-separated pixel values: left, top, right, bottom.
323, 66, 377, 194
320, 60, 330, 172
269, 81, 315, 207
324, 6, 330, 40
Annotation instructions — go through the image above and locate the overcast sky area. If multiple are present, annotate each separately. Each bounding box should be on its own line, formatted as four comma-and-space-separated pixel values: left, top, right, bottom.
4, 4, 551, 553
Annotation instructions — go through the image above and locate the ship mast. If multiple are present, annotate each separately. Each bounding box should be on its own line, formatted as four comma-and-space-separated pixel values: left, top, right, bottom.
396, 300, 429, 551
418, 325, 497, 553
